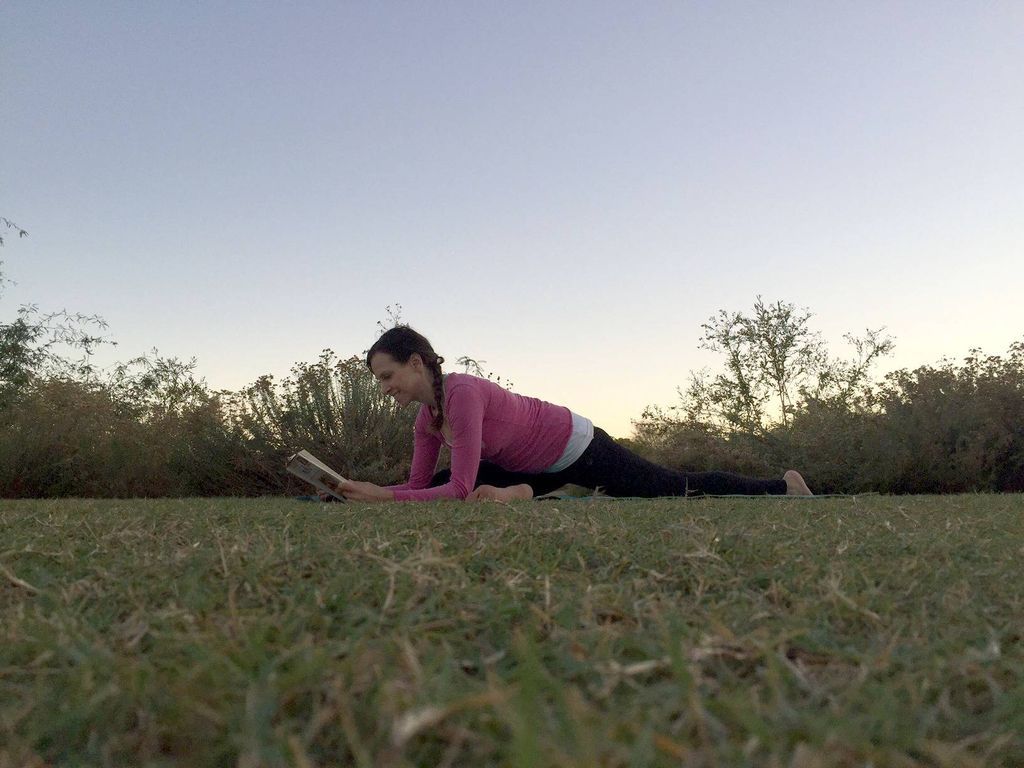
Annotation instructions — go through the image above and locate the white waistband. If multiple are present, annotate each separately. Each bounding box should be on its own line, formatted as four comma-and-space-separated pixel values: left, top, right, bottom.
544, 411, 594, 473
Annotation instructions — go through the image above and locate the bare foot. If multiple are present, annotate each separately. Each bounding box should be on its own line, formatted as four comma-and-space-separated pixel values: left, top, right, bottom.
468, 484, 534, 502
784, 470, 813, 496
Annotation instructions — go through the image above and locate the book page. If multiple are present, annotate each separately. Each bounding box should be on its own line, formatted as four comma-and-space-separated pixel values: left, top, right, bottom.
286, 450, 347, 501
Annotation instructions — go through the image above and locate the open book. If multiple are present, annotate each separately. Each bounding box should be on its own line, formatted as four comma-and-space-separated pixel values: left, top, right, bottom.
286, 450, 347, 501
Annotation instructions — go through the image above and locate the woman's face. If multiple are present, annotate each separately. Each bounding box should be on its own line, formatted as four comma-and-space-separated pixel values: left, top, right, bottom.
369, 352, 427, 407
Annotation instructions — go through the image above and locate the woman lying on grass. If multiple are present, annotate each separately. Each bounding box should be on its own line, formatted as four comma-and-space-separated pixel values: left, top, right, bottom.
335, 326, 813, 502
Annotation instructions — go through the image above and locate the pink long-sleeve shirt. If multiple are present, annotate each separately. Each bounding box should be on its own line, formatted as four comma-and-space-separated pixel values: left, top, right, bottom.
388, 373, 573, 501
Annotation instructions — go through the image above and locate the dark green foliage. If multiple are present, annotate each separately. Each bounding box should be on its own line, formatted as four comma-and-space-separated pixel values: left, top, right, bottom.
0, 372, 240, 498
868, 345, 1024, 492
2, 495, 1023, 765
0, 350, 417, 498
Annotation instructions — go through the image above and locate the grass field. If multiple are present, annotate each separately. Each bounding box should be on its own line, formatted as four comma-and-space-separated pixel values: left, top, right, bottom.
1, 494, 1022, 767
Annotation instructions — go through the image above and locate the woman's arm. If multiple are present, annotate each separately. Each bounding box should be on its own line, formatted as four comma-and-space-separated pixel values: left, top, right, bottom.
337, 408, 441, 503
399, 416, 443, 489
391, 383, 485, 501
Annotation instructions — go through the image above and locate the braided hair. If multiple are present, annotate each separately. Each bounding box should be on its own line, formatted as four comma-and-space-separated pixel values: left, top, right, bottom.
367, 326, 446, 432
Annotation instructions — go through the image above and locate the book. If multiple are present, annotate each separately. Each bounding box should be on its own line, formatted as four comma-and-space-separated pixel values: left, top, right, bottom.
286, 449, 347, 501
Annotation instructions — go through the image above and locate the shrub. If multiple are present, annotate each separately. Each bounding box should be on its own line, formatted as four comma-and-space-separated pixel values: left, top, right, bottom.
227, 351, 416, 494
634, 339, 1024, 494
0, 378, 163, 497
0, 349, 419, 498
869, 344, 1024, 493
631, 407, 777, 478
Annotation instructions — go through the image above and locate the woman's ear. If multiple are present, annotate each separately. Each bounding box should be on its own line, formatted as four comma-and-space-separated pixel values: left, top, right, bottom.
408, 352, 423, 370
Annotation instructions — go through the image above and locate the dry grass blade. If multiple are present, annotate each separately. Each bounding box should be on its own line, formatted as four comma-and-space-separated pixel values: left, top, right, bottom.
391, 690, 506, 747
0, 562, 39, 594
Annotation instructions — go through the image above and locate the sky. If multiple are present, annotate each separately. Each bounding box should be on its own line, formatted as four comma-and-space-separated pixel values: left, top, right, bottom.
3, 1, 1022, 437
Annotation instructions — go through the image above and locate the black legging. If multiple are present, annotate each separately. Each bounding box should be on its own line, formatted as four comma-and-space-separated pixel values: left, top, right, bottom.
429, 428, 788, 497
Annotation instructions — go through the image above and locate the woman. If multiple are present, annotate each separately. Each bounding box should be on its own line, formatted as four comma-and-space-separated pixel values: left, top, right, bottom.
336, 326, 813, 502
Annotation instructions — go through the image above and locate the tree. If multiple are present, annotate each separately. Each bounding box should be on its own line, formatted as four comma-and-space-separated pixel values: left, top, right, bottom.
0, 217, 27, 248
1, 218, 28, 291
1, 218, 114, 407
678, 297, 893, 436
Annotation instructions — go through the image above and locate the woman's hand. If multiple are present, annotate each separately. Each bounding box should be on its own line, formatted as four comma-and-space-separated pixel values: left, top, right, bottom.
336, 480, 395, 502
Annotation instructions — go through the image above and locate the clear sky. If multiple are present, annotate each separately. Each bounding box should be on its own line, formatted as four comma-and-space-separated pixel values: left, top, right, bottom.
3, 2, 1022, 437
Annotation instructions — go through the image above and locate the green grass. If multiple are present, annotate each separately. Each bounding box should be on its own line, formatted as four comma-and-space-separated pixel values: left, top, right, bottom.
2, 494, 1023, 767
